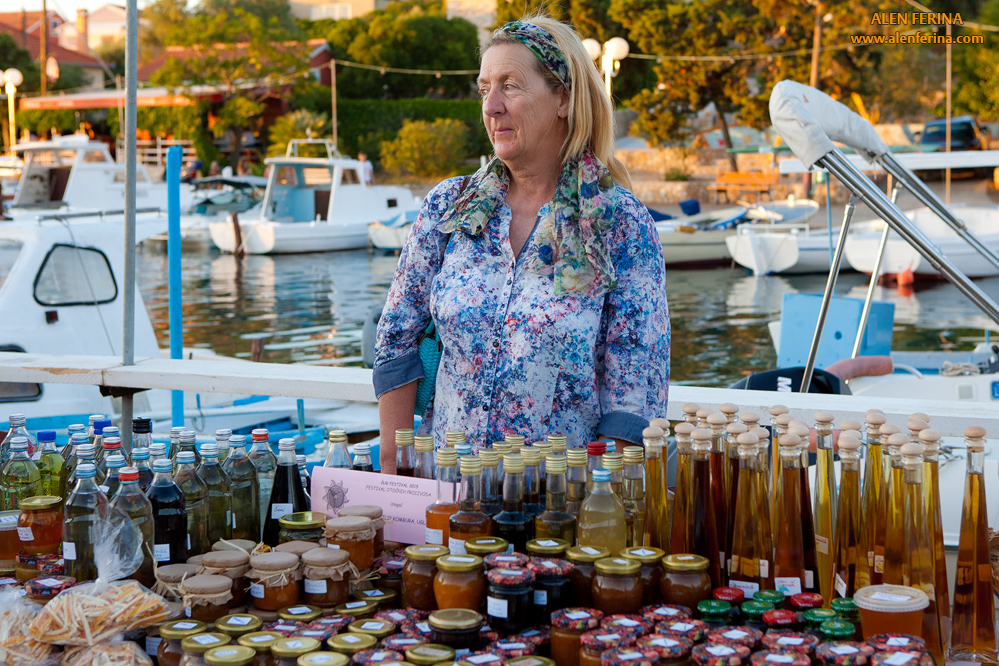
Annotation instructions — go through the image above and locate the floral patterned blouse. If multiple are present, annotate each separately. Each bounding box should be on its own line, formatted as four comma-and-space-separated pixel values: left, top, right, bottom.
373, 176, 670, 450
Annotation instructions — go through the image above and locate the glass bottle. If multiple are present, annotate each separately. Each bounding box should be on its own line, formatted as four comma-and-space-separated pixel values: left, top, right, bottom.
132, 417, 153, 460
493, 440, 510, 487
413, 435, 435, 479
830, 434, 863, 600
150, 442, 168, 467
724, 421, 747, 573
102, 453, 126, 498
948, 426, 997, 665
522, 448, 543, 517
262, 439, 310, 546
812, 411, 837, 600
493, 453, 533, 552
448, 455, 492, 553
858, 412, 887, 587
882, 432, 910, 585
97, 436, 124, 477
534, 440, 552, 501
174, 430, 201, 470
91, 419, 112, 457
1, 413, 37, 464
643, 425, 667, 550
214, 428, 232, 465
222, 434, 260, 541
585, 441, 606, 493
34, 429, 65, 499
167, 426, 183, 460
1, 437, 41, 511
681, 402, 700, 425
131, 447, 154, 493
69, 443, 106, 490
175, 450, 209, 556
919, 428, 951, 632
767, 405, 789, 521
622, 446, 646, 548
62, 432, 89, 490
689, 427, 722, 587
297, 454, 310, 498
789, 422, 819, 595
548, 433, 567, 454
247, 428, 276, 534
60, 423, 87, 460
535, 454, 575, 542
671, 422, 694, 554
324, 429, 352, 469
395, 429, 416, 477
198, 442, 233, 545
707, 413, 730, 566
602, 452, 633, 545
62, 462, 107, 583
426, 449, 459, 546
146, 458, 188, 565
773, 433, 807, 597
577, 468, 626, 554
110, 466, 155, 588
729, 432, 765, 598
479, 449, 501, 516
565, 448, 587, 516
351, 443, 374, 472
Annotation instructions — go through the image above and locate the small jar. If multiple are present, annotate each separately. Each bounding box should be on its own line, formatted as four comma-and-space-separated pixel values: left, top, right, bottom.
742, 601, 775, 633
760, 631, 818, 654
464, 537, 509, 557
748, 651, 810, 666
754, 591, 785, 609
659, 556, 711, 610
298, 653, 350, 666
483, 552, 529, 570
237, 631, 284, 666
180, 633, 232, 666
762, 610, 799, 633
592, 557, 643, 615
337, 506, 385, 555
279, 512, 329, 544
406, 644, 457, 665
820, 621, 859, 643
803, 609, 838, 638
248, 552, 302, 612
354, 588, 398, 609
854, 586, 929, 640
601, 614, 653, 637
279, 605, 323, 623
579, 630, 633, 666
14, 552, 37, 582
216, 614, 264, 639
621, 548, 665, 607
566, 546, 611, 608
402, 545, 449, 611
275, 541, 321, 561
513, 626, 549, 657
830, 599, 862, 641
712, 588, 745, 625
690, 643, 750, 666
705, 626, 762, 651
25, 575, 75, 605
323, 517, 376, 571
490, 640, 536, 659
428, 609, 483, 657
302, 548, 352, 608
550, 608, 603, 666
696, 601, 730, 629
656, 620, 709, 644
183, 574, 235, 623
814, 641, 875, 666
200, 550, 252, 609
349, 618, 396, 641
17, 495, 62, 556
526, 539, 569, 560
640, 605, 692, 624
527, 559, 572, 622
485, 567, 535, 635
602, 647, 661, 666
155, 564, 201, 603
159, 620, 209, 666
435, 554, 486, 610
205, 645, 258, 666
637, 634, 694, 666
272, 637, 322, 666
36, 552, 62, 576
336, 600, 380, 619
329, 632, 378, 657
376, 557, 406, 595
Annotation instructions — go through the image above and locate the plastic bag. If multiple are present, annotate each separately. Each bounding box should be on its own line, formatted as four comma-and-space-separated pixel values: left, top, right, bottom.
0, 588, 61, 665
62, 638, 153, 666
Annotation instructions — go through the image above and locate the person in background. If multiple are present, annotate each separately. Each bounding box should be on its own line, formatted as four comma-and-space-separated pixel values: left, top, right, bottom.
373, 14, 670, 472
358, 152, 374, 185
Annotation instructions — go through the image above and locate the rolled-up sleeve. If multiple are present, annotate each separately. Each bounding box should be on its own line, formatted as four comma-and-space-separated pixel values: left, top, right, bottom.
372, 178, 462, 398
596, 192, 671, 443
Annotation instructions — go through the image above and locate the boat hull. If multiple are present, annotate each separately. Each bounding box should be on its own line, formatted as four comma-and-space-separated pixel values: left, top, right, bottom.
368, 222, 412, 251
659, 228, 735, 266
210, 219, 370, 254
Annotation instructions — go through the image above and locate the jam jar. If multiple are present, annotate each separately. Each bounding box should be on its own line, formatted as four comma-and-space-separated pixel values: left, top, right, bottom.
301, 548, 352, 608
199, 550, 252, 609
483, 552, 529, 570
215, 614, 264, 640
337, 506, 385, 555
803, 609, 838, 638
278, 512, 328, 544
527, 559, 573, 623
550, 608, 603, 666
329, 632, 378, 657
180, 632, 232, 666
748, 651, 810, 666
697, 601, 731, 629
353, 588, 398, 609
271, 637, 322, 665
601, 647, 661, 666
182, 574, 235, 623
236, 631, 284, 666
566, 546, 611, 608
25, 575, 75, 605
17, 495, 62, 556
622, 548, 666, 607
402, 545, 449, 611
660, 556, 712, 610
375, 557, 406, 595
464, 537, 510, 557
760, 631, 818, 654
579, 629, 634, 666
248, 552, 301, 612
407, 644, 458, 665
706, 626, 762, 651
762, 610, 799, 633
335, 600, 380, 620
204, 645, 258, 666
641, 605, 692, 624
435, 554, 486, 611
155, 564, 200, 603
592, 557, 643, 615
638, 634, 694, 666
486, 567, 535, 635
348, 618, 396, 641
526, 539, 570, 560
323, 517, 376, 571
712, 588, 745, 625
742, 601, 775, 633
754, 591, 785, 609
814, 641, 875, 666
428, 608, 483, 657
691, 643, 750, 666
159, 621, 210, 666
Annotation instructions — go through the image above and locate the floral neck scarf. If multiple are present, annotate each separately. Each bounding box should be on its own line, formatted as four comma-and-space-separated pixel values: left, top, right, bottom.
438, 148, 619, 297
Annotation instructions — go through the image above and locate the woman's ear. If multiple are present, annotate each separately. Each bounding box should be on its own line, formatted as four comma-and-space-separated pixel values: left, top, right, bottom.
557, 88, 570, 119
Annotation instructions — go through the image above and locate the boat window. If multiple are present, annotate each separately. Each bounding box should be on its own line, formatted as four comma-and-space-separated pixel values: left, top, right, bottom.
0, 346, 41, 402
275, 166, 299, 186
28, 150, 77, 167
113, 169, 149, 183
33, 244, 118, 306
83, 150, 109, 163
303, 167, 333, 186
0, 241, 22, 293
340, 169, 359, 185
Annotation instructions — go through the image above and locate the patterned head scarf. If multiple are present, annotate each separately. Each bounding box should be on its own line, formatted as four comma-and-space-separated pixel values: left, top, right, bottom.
497, 21, 572, 90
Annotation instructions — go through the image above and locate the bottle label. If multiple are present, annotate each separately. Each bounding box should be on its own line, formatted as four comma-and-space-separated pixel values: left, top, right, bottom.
774, 576, 803, 595
425, 528, 443, 545
835, 573, 847, 598
250, 583, 265, 599
228, 511, 233, 528
153, 544, 171, 562
729, 579, 760, 598
758, 559, 770, 578
271, 503, 294, 520
16, 526, 33, 541
63, 542, 77, 560
185, 607, 192, 618
187, 534, 191, 551
805, 569, 814, 590
486, 596, 508, 619
874, 554, 885, 573
815, 534, 830, 554
145, 637, 162, 656
533, 589, 547, 606
304, 579, 327, 594
448, 537, 467, 554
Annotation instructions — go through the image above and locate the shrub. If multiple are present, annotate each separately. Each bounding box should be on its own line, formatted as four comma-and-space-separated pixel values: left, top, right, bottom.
267, 109, 330, 157
380, 118, 467, 178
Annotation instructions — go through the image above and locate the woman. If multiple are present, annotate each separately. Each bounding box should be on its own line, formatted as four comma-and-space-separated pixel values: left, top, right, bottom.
374, 15, 670, 472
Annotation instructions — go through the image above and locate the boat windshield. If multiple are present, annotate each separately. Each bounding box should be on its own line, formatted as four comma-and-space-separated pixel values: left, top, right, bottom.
0, 240, 22, 292
265, 164, 335, 222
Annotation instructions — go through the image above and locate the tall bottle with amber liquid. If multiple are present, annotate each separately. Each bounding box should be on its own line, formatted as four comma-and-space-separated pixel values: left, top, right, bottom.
830, 434, 863, 600
448, 455, 492, 553
948, 426, 997, 665
773, 433, 807, 596
681, 403, 700, 425
767, 405, 790, 521
812, 411, 837, 600
650, 417, 673, 546
729, 432, 767, 598
395, 429, 416, 477
750, 425, 774, 591
425, 449, 459, 546
787, 422, 819, 594
858, 411, 887, 587
882, 432, 910, 585
622, 447, 646, 548
494, 454, 533, 553
479, 449, 501, 517
706, 413, 729, 574
671, 422, 695, 554
566, 448, 587, 516
918, 427, 951, 630
642, 425, 667, 550
725, 421, 747, 573
689, 428, 722, 587
535, 454, 575, 542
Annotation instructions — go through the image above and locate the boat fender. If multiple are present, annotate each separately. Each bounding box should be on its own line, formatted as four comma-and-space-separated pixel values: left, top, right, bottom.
824, 355, 894, 381
676, 225, 697, 234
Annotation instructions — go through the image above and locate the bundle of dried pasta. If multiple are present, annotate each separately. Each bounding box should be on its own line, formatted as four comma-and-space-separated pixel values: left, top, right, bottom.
62, 640, 153, 666
30, 580, 170, 646
0, 592, 60, 665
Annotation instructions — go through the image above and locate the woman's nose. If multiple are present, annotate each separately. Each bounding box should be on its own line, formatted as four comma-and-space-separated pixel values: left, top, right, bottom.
482, 89, 503, 116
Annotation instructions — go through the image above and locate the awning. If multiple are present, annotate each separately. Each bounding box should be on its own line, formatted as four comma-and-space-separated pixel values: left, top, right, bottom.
18, 85, 225, 111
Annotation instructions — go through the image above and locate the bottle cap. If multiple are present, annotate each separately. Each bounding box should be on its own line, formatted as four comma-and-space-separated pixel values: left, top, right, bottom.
251, 428, 269, 440
229, 435, 246, 446
71, 432, 89, 445
106, 454, 126, 469
7, 413, 26, 426
88, 414, 106, 425
76, 462, 97, 478
103, 436, 122, 449
9, 436, 27, 451
94, 419, 113, 433
77, 443, 96, 457
103, 426, 120, 438
592, 468, 611, 482
180, 430, 197, 443
68, 423, 86, 435
853, 585, 929, 614
297, 454, 307, 466
37, 430, 57, 442
414, 435, 433, 452
150, 442, 167, 456
171, 426, 185, 437
131, 447, 150, 461
586, 441, 607, 456
215, 428, 232, 439
354, 442, 370, 456
120, 467, 139, 482
177, 451, 196, 464
279, 438, 297, 451
133, 417, 152, 434
202, 443, 219, 457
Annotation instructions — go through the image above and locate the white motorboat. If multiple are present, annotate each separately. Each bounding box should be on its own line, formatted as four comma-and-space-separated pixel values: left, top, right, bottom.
727, 223, 850, 275
209, 139, 419, 254
367, 210, 419, 251
145, 175, 266, 249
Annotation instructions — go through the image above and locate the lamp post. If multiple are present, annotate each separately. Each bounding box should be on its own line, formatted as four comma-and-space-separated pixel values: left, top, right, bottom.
1, 69, 23, 155
582, 37, 629, 98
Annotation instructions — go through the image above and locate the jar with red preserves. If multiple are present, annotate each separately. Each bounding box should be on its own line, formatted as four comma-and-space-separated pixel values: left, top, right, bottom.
182, 574, 234, 623
579, 629, 634, 666
660, 556, 712, 610
592, 557, 643, 615
248, 552, 301, 612
301, 547, 351, 608
323, 517, 376, 571
691, 644, 751, 666
17, 496, 62, 556
550, 608, 603, 666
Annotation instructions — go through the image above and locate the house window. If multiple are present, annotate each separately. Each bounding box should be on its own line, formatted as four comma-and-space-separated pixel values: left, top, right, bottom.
34, 244, 118, 306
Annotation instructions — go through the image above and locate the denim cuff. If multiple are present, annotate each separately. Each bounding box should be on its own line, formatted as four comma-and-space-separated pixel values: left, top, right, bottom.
373, 352, 424, 398
597, 410, 650, 445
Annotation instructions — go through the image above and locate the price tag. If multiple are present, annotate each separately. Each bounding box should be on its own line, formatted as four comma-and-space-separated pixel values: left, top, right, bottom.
287, 606, 311, 615
533, 589, 548, 606
415, 622, 430, 633
212, 650, 240, 658
724, 630, 749, 639
885, 637, 911, 646
676, 555, 695, 561
153, 543, 171, 563
834, 573, 847, 599
62, 541, 77, 560
249, 583, 264, 599
363, 590, 384, 597
875, 594, 911, 604
16, 527, 33, 541
419, 647, 452, 658
174, 622, 199, 630
226, 616, 252, 626
450, 556, 476, 563
774, 576, 803, 596
616, 619, 640, 627
730, 580, 760, 597
654, 607, 679, 616
536, 540, 559, 547
99, 485, 109, 493
192, 635, 220, 646
35, 578, 63, 587
271, 503, 294, 520
326, 543, 340, 550
580, 547, 601, 555
597, 634, 622, 641
361, 621, 385, 630
286, 641, 305, 649
341, 634, 362, 644
487, 596, 508, 619
565, 611, 591, 620
669, 623, 694, 632
345, 601, 367, 609
884, 654, 916, 666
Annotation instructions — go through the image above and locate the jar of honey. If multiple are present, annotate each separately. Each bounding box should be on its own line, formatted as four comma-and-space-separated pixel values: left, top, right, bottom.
17, 496, 62, 556
236, 631, 284, 666
660, 556, 712, 610
14, 551, 38, 582
215, 614, 264, 639
301, 548, 351, 608
248, 552, 301, 612
159, 621, 209, 666
179, 632, 231, 666
323, 517, 376, 571
402, 545, 449, 611
550, 608, 603, 666
592, 557, 643, 615
526, 539, 569, 560
621, 548, 665, 607
852, 586, 928, 639
566, 546, 610, 608
434, 554, 485, 611
278, 512, 328, 544
198, 551, 251, 610
464, 537, 509, 557
182, 574, 235, 623
337, 506, 385, 555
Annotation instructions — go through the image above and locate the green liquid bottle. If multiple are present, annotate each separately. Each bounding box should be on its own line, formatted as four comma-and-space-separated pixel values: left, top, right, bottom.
198, 442, 233, 545
63, 462, 108, 583
102, 454, 127, 499
1, 414, 37, 467
33, 430, 65, 500
110, 466, 155, 588
222, 435, 260, 542
1, 437, 41, 511
174, 430, 201, 471
174, 450, 209, 556
62, 432, 89, 492
66, 444, 106, 491
60, 422, 87, 459
215, 429, 232, 465
535, 454, 575, 543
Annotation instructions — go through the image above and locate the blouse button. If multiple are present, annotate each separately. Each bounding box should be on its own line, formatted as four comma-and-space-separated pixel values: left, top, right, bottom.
492, 341, 500, 348
483, 404, 490, 411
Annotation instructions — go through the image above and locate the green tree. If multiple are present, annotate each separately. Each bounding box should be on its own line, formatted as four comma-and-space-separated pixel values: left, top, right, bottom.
267, 109, 330, 156
0, 33, 41, 91
381, 118, 468, 177
95, 38, 126, 78
495, 0, 568, 26
140, 0, 191, 61
200, 0, 298, 31
953, 0, 999, 121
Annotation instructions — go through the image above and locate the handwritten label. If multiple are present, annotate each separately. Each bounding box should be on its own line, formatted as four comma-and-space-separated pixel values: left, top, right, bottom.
153, 543, 171, 563
304, 579, 327, 594
62, 541, 77, 560
835, 573, 847, 598
192, 635, 220, 645
487, 596, 508, 619
774, 576, 803, 596
271, 503, 293, 520
730, 580, 760, 598
250, 583, 264, 599
16, 527, 33, 541
448, 537, 467, 554
815, 534, 830, 554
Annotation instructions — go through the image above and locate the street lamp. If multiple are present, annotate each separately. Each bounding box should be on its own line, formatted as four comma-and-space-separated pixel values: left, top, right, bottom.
582, 37, 629, 98
1, 68, 23, 155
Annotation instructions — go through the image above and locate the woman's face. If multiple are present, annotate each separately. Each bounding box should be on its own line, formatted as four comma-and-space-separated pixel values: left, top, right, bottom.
478, 42, 569, 172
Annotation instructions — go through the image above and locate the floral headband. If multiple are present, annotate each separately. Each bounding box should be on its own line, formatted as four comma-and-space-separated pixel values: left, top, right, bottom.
497, 21, 571, 90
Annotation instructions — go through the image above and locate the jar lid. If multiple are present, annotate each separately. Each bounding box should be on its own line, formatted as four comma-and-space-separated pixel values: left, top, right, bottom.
157, 563, 199, 583
804, 609, 838, 625
753, 590, 785, 606
213, 539, 258, 553
161, 620, 209, 639
298, 653, 350, 666
762, 610, 797, 626
352, 649, 406, 665
303, 547, 351, 567
377, 610, 421, 627
513, 626, 548, 647
330, 632, 378, 653
436, 554, 483, 573
182, 574, 233, 595
181, 633, 232, 654
761, 632, 818, 653
383, 637, 426, 651
815, 642, 875, 666
525, 539, 569, 556
707, 626, 763, 649
279, 511, 329, 529
267, 620, 310, 636
550, 608, 603, 631
601, 647, 661, 666
202, 550, 251, 569
350, 619, 397, 638
279, 605, 324, 622
640, 605, 691, 622
204, 645, 258, 666
830, 598, 858, 614
216, 614, 263, 635
338, 505, 385, 529
275, 541, 321, 556
237, 631, 284, 652
691, 643, 751, 666
657, 619, 708, 643
853, 586, 929, 614
565, 545, 611, 563
18, 495, 62, 510
594, 557, 641, 575
25, 576, 75, 597
638, 634, 693, 659
464, 537, 509, 556
326, 516, 375, 536
186, 554, 206, 567
355, 589, 399, 606
749, 651, 810, 666
697, 600, 731, 617
865, 635, 926, 653
486, 567, 535, 586
526, 558, 572, 577
662, 554, 708, 572
459, 650, 504, 666
483, 552, 529, 569
507, 658, 555, 666
336, 600, 380, 617
712, 587, 745, 604
405, 545, 450, 562
601, 615, 653, 636
250, 551, 300, 572
789, 592, 824, 610
579, 629, 632, 650
620, 547, 665, 564
489, 640, 536, 657
428, 609, 483, 631
272, 637, 322, 658
407, 645, 457, 666
741, 600, 775, 617
377, 558, 407, 575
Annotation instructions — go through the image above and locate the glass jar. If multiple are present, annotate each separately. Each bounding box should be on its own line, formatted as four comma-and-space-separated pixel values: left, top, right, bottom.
402, 545, 449, 611
762, 610, 799, 633
213, 539, 257, 554
204, 645, 258, 666
297, 653, 350, 666
348, 618, 396, 641
0, 510, 20, 567
754, 591, 785, 609
706, 626, 762, 651
237, 631, 284, 666
215, 614, 264, 640
248, 552, 301, 612
182, 574, 235, 623
337, 505, 385, 555
742, 601, 774, 632
199, 550, 252, 609
274, 541, 321, 562
660, 556, 711, 610
375, 557, 405, 595
696, 601, 731, 629
279, 605, 323, 623
579, 630, 632, 666
814, 641, 875, 666
15, 552, 37, 582
278, 512, 328, 544
159, 620, 209, 666
760, 631, 818, 654
852, 586, 928, 639
486, 567, 535, 634
464, 537, 509, 557
550, 607, 603, 666
406, 643, 457, 665
323, 517, 376, 571
25, 575, 75, 606
788, 593, 824, 615
592, 557, 643, 615
527, 559, 573, 623
621, 548, 665, 607
435, 554, 486, 610
829, 598, 862, 641
428, 609, 483, 657
154, 564, 203, 603
17, 495, 62, 556
508, 657, 556, 666
657, 620, 709, 644
180, 633, 232, 666
566, 546, 610, 608
641, 605, 692, 624
335, 600, 379, 620
271, 637, 322, 665
301, 548, 352, 608
802, 609, 838, 638
353, 588, 398, 609
690, 643, 750, 666
526, 539, 569, 560
328, 632, 378, 657
638, 634, 694, 666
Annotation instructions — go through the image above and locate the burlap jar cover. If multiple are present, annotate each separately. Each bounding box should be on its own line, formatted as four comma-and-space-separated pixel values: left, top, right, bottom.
301, 547, 354, 582
152, 563, 198, 601
181, 574, 234, 610
248, 551, 302, 588
197, 550, 251, 581
323, 516, 376, 543
337, 505, 385, 532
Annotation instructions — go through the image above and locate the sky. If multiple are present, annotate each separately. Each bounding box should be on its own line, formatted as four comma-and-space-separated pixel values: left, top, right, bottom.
14, 0, 158, 19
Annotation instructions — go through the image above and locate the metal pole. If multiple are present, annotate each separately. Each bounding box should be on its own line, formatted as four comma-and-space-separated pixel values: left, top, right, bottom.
167, 145, 183, 428
945, 23, 952, 205
330, 59, 337, 150
603, 52, 613, 98
121, 0, 138, 444
40, 0, 47, 97
851, 182, 900, 359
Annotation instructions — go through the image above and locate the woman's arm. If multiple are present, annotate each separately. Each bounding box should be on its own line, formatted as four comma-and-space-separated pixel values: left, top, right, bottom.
378, 382, 419, 474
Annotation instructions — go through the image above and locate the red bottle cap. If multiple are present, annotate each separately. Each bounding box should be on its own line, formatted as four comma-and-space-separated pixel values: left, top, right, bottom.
119, 467, 139, 482
762, 609, 797, 626
789, 593, 824, 610
587, 441, 607, 455
713, 587, 746, 604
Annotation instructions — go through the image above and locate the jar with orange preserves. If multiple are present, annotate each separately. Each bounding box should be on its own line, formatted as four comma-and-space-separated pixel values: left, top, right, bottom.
182, 574, 234, 623
301, 547, 352, 608
337, 505, 385, 555
550, 608, 603, 666
17, 496, 62, 556
198, 550, 251, 609
248, 552, 301, 611
659, 556, 712, 610
323, 517, 376, 571
402, 545, 449, 611
434, 554, 485, 610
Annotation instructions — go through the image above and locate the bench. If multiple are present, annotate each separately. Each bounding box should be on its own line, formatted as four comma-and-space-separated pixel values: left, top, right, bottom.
707, 171, 776, 203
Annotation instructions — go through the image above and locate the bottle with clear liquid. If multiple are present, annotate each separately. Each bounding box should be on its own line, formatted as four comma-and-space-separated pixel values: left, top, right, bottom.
1, 413, 37, 465
918, 428, 951, 630
535, 454, 575, 543
688, 428, 723, 587
60, 423, 87, 460
395, 429, 415, 477
173, 430, 201, 471
297, 454, 311, 499
352, 443, 374, 472
882, 432, 910, 585
262, 439, 310, 547
97, 436, 124, 477
566, 448, 587, 516
426, 449, 460, 546
643, 425, 667, 550
1, 437, 41, 511
62, 462, 107, 583
102, 454, 126, 498
773, 433, 807, 597
830, 434, 863, 600
578, 468, 627, 554
622, 447, 646, 548
222, 434, 260, 541
174, 450, 209, 556
324, 429, 352, 469
110, 466, 155, 588
34, 430, 65, 499
131, 417, 153, 460
449, 455, 492, 553
522, 448, 543, 518
93, 426, 119, 470
493, 440, 510, 488
585, 440, 606, 494
146, 458, 188, 565
949, 426, 997, 665
857, 412, 887, 587
671, 422, 694, 554
413, 436, 435, 480
494, 453, 533, 552
198, 442, 233, 545
67, 443, 106, 491
90, 416, 110, 447
168, 426, 184, 460
247, 428, 276, 534
62, 432, 89, 489
211, 428, 231, 465
602, 452, 633, 545
729, 432, 765, 598
479, 449, 501, 517
131, 448, 154, 493
90, 419, 111, 464
150, 442, 168, 468
812, 411, 837, 600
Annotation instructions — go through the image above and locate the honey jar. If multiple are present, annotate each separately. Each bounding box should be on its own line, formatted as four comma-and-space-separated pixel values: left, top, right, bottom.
17, 495, 62, 556
248, 552, 301, 612
301, 547, 352, 608
323, 517, 376, 571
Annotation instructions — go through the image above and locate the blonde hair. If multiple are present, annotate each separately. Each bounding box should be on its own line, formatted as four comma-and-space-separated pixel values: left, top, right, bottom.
483, 14, 633, 191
